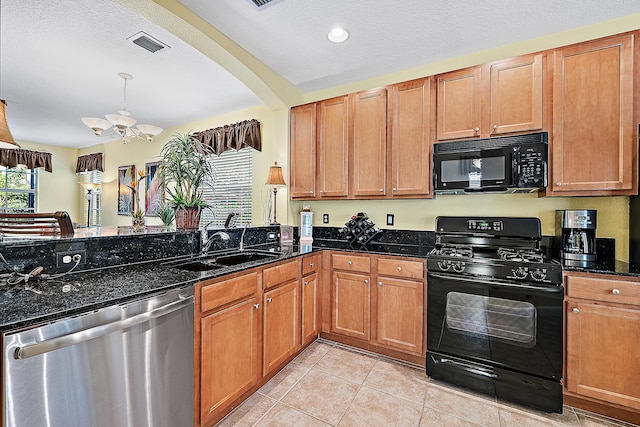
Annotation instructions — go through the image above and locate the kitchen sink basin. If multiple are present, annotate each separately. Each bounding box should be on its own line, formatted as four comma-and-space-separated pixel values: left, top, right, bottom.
172, 251, 279, 271
173, 261, 223, 271
213, 251, 278, 266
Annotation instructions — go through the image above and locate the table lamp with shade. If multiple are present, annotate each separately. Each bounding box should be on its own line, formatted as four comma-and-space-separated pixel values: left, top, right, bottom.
79, 182, 99, 227
265, 162, 286, 225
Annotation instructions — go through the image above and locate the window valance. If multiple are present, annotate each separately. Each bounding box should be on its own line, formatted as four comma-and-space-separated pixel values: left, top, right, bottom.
193, 119, 262, 155
75, 152, 104, 173
0, 148, 52, 172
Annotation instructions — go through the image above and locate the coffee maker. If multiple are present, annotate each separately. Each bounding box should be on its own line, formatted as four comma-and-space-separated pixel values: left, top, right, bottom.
556, 210, 597, 264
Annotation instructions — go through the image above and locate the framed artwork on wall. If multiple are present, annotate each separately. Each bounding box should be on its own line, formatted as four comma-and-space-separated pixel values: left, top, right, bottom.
145, 161, 163, 216
117, 164, 136, 215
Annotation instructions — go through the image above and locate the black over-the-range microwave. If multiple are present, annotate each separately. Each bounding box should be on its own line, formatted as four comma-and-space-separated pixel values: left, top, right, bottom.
433, 132, 548, 194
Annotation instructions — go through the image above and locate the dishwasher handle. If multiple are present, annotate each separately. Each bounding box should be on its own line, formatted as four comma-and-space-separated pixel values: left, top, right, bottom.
13, 294, 194, 360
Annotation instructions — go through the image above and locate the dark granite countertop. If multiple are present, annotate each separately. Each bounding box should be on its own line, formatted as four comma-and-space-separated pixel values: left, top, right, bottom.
0, 247, 305, 333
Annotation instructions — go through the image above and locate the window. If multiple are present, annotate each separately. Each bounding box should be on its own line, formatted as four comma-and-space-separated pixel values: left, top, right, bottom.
199, 148, 253, 227
0, 165, 37, 213
79, 171, 102, 226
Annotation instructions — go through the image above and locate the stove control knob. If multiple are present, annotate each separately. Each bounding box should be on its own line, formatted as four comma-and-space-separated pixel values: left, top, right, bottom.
452, 262, 465, 272
437, 260, 451, 271
531, 268, 547, 281
512, 267, 528, 279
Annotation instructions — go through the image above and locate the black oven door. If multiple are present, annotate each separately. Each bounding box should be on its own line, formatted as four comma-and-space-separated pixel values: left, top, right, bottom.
433, 146, 515, 192
427, 271, 563, 380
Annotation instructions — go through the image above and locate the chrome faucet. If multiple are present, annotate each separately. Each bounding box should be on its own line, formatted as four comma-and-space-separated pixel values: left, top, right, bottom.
239, 223, 249, 252
201, 230, 230, 254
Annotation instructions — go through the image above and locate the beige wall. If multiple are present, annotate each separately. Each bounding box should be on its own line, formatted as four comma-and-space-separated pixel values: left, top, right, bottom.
16, 140, 81, 223
28, 13, 640, 261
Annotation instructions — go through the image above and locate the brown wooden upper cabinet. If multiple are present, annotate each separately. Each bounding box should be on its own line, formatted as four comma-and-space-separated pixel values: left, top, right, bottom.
350, 87, 388, 197
436, 54, 545, 141
549, 32, 637, 196
318, 95, 350, 198
290, 103, 317, 199
388, 77, 434, 198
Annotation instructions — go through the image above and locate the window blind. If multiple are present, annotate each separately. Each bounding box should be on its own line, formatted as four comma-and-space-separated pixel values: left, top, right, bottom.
200, 147, 253, 227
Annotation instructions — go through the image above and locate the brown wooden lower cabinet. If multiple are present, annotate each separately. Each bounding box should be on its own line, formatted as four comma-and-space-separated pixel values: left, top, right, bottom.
375, 276, 424, 355
331, 270, 371, 340
199, 296, 260, 426
302, 271, 320, 345
263, 279, 300, 375
325, 252, 426, 364
564, 272, 640, 423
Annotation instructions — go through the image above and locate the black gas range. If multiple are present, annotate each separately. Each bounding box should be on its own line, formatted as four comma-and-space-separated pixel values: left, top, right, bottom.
427, 216, 563, 286
426, 216, 564, 414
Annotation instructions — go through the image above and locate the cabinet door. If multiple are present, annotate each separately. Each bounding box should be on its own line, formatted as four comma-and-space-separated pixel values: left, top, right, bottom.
389, 77, 433, 197
290, 103, 317, 199
551, 33, 636, 195
351, 87, 388, 197
489, 54, 543, 135
263, 280, 300, 375
436, 66, 483, 140
301, 272, 319, 345
376, 276, 424, 355
566, 300, 640, 410
318, 95, 349, 197
331, 271, 371, 340
200, 297, 260, 425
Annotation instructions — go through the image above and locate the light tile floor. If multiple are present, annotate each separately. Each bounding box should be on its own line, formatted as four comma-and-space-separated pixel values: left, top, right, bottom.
217, 340, 639, 427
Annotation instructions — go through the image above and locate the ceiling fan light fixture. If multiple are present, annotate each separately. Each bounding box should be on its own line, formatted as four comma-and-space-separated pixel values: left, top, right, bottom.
328, 27, 349, 43
81, 73, 162, 143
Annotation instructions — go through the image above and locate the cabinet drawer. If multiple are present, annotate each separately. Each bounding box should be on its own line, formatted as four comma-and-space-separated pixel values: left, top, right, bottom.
201, 272, 259, 313
378, 258, 424, 279
263, 260, 299, 289
302, 253, 321, 275
331, 253, 371, 273
566, 274, 640, 306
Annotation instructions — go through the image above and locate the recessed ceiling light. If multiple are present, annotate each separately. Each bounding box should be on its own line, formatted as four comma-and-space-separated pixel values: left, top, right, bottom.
328, 27, 349, 43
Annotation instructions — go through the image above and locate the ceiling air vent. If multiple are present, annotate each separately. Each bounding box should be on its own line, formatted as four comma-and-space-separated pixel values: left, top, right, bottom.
127, 32, 170, 54
250, 0, 276, 7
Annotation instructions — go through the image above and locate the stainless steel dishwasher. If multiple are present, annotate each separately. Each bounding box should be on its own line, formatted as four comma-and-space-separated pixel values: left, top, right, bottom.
2, 286, 194, 427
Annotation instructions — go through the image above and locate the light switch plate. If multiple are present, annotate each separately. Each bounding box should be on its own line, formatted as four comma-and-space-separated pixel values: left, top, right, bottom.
323, 214, 329, 224
386, 214, 394, 226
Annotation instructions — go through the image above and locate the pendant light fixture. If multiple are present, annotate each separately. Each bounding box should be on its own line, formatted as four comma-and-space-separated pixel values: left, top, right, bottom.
81, 72, 163, 144
0, 99, 20, 149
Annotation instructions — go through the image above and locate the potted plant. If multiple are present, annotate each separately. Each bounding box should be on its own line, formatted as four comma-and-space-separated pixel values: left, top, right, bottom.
159, 132, 214, 229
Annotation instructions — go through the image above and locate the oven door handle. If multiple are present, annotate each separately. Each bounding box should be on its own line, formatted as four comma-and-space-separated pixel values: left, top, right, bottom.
428, 272, 564, 293
439, 357, 497, 378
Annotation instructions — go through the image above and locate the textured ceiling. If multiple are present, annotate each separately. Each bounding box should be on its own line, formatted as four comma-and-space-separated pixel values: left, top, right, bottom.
180, 0, 640, 92
1, 0, 640, 148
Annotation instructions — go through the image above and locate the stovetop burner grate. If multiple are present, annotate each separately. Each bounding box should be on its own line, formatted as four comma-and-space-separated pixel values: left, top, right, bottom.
497, 247, 544, 263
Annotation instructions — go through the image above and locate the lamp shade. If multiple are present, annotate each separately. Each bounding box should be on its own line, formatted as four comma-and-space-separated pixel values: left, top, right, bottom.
265, 161, 286, 186
0, 100, 21, 149
79, 182, 100, 192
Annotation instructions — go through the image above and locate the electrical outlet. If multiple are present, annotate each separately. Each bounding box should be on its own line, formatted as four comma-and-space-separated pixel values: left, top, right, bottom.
323, 214, 329, 224
386, 214, 395, 226
56, 250, 87, 268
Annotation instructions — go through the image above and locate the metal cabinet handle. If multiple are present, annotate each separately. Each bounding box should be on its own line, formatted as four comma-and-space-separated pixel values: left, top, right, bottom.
254, 304, 260, 309
348, 261, 352, 265
309, 263, 315, 267
612, 288, 621, 295
304, 281, 309, 285
392, 187, 397, 191
267, 298, 273, 303
377, 281, 382, 286
572, 308, 580, 313
379, 189, 383, 192
557, 182, 563, 186
493, 125, 498, 131
474, 127, 480, 133
364, 280, 369, 284
397, 266, 402, 271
